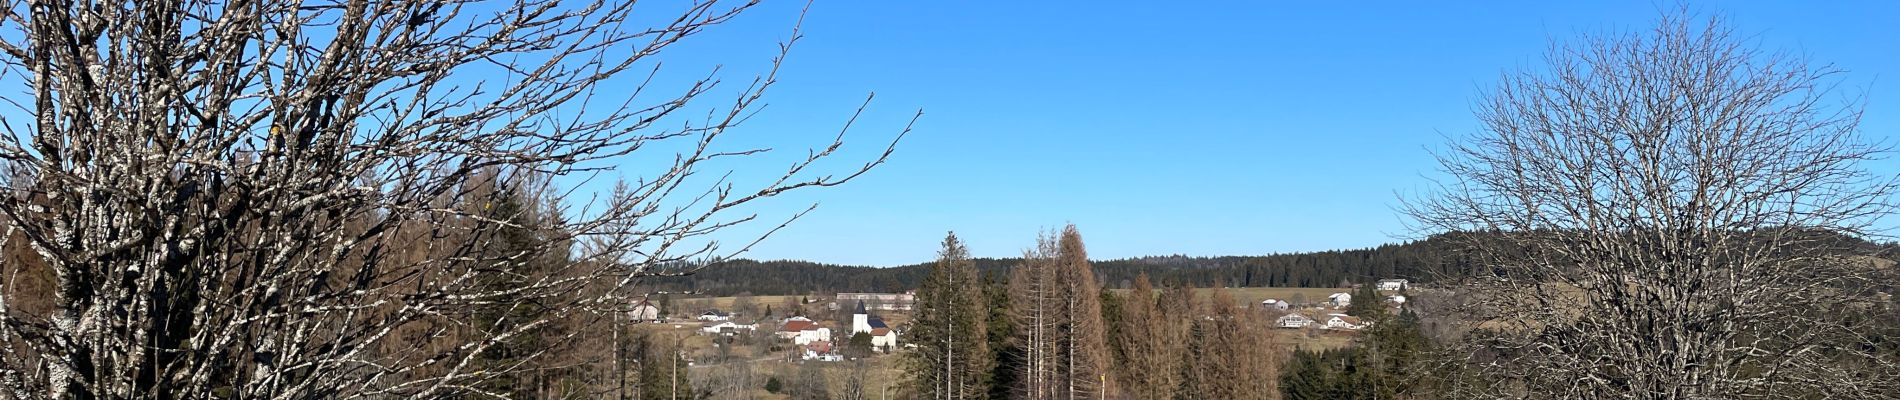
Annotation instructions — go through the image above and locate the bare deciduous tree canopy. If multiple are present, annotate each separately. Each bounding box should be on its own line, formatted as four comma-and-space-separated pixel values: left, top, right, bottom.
0, 0, 910, 398
1408, 14, 1900, 399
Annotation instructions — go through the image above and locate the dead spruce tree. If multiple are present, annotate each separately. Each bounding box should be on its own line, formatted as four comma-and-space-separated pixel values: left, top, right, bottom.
1407, 14, 1900, 399
1008, 225, 1106, 400
0, 0, 912, 398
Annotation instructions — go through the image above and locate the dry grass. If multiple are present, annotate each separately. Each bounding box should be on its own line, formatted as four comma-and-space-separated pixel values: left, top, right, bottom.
1273, 329, 1357, 351
1108, 286, 1357, 306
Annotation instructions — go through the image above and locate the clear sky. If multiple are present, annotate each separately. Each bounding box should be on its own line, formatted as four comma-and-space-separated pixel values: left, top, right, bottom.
603, 1, 1900, 266
2, 3, 1887, 267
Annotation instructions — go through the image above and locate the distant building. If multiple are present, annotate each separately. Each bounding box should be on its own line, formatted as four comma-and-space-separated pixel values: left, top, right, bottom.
777, 317, 831, 345
697, 310, 731, 321
1387, 294, 1407, 305
1320, 313, 1365, 330
628, 298, 661, 323
1376, 279, 1409, 291
802, 341, 844, 362
1261, 299, 1289, 310
1327, 292, 1352, 308
701, 321, 755, 335
1276, 313, 1314, 329
850, 300, 899, 350
836, 292, 915, 311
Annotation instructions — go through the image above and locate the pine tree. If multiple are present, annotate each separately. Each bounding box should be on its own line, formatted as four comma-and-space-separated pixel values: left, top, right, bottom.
910, 232, 993, 400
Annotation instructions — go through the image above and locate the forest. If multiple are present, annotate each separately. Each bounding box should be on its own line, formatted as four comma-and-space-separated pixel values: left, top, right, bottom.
645, 230, 1897, 296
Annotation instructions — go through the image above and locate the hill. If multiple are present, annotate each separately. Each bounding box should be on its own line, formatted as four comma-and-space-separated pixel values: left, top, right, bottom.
643, 234, 1490, 296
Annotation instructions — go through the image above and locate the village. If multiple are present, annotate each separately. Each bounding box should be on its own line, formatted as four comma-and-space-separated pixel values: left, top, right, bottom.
624, 292, 919, 367
627, 277, 1417, 374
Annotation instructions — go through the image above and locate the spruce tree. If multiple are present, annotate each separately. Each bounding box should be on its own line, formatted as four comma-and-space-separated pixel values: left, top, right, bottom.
1345, 281, 1384, 320
909, 232, 993, 399
465, 174, 569, 398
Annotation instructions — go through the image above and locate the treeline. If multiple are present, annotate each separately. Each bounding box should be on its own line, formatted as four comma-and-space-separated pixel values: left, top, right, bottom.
652, 230, 1900, 297
648, 235, 1488, 296
906, 227, 1288, 400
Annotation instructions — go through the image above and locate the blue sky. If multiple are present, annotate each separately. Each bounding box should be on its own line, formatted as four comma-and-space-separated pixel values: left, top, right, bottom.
607, 1, 1900, 266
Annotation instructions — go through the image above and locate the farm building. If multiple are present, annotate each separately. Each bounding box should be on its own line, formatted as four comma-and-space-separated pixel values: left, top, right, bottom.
1276, 313, 1314, 328
628, 298, 661, 323
1319, 313, 1365, 330
1327, 292, 1352, 307
835, 292, 915, 311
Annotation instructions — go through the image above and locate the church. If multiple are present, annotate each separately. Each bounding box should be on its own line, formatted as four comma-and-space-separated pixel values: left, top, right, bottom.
850, 300, 899, 351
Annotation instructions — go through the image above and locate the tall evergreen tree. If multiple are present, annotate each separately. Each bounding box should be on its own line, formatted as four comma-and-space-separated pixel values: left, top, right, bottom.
985, 274, 1022, 400
636, 332, 694, 400
910, 232, 994, 400
1345, 281, 1384, 320
465, 172, 572, 398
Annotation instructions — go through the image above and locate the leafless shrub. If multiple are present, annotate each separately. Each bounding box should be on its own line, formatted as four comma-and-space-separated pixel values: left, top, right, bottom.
0, 0, 911, 398
1407, 13, 1900, 400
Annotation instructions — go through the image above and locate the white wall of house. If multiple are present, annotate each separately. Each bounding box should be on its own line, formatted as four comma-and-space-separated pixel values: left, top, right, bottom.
1276, 314, 1312, 328
790, 328, 831, 345
629, 304, 660, 322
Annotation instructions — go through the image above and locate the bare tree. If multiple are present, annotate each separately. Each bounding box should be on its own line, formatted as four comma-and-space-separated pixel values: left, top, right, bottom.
0, 0, 912, 398
1007, 225, 1107, 400
1183, 288, 1277, 400
1109, 274, 1188, 399
1009, 231, 1059, 400
1407, 13, 1900, 399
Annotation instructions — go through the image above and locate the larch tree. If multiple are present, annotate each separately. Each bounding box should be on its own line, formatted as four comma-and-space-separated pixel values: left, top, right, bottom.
910, 232, 992, 400
1008, 235, 1062, 400
1406, 12, 1900, 399
1010, 225, 1109, 400
1052, 225, 1109, 400
0, 0, 912, 398
1184, 288, 1279, 400
1110, 273, 1188, 399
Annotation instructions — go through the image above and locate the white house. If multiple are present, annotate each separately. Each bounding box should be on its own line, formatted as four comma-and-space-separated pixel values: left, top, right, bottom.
803, 349, 844, 362
1376, 279, 1409, 291
1276, 313, 1314, 329
700, 321, 755, 335
801, 340, 843, 361
697, 310, 731, 321
1387, 295, 1407, 305
1260, 299, 1289, 310
850, 300, 899, 351
778, 317, 832, 345
1327, 292, 1352, 308
1320, 313, 1365, 330
628, 298, 661, 323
